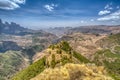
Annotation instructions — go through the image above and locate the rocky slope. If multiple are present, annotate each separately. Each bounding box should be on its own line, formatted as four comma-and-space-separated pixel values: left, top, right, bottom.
58, 32, 120, 80
57, 32, 106, 59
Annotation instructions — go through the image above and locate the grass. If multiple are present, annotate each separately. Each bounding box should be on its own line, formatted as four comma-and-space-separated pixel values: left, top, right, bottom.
94, 49, 120, 80
73, 51, 90, 63
114, 46, 120, 53
0, 51, 24, 80
12, 57, 46, 80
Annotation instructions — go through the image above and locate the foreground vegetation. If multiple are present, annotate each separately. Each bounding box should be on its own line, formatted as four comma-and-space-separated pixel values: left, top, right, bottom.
12, 41, 91, 80
31, 63, 113, 80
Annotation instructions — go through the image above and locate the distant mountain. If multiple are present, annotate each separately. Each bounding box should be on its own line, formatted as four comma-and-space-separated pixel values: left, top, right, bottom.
43, 27, 72, 37
0, 19, 32, 35
44, 25, 120, 37
68, 25, 120, 35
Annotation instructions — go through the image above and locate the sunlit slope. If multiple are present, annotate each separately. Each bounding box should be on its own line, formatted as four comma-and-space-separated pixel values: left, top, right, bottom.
31, 63, 113, 80
11, 41, 90, 80
93, 33, 120, 80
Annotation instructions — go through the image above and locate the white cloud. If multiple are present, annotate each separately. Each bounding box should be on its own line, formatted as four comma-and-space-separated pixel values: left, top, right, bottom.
80, 20, 87, 23
105, 4, 109, 9
117, 6, 119, 9
44, 4, 58, 12
90, 19, 94, 21
104, 3, 113, 10
97, 10, 120, 21
98, 10, 111, 15
51, 4, 58, 7
44, 5, 54, 11
12, 0, 26, 4
0, 0, 26, 10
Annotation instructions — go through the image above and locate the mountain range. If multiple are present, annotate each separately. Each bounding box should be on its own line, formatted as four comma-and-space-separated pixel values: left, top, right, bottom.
0, 19, 120, 80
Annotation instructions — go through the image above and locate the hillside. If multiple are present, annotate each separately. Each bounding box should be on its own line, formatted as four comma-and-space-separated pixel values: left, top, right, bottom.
93, 49, 120, 80
93, 33, 120, 80
10, 32, 120, 80
0, 33, 57, 80
0, 19, 58, 80
0, 41, 22, 53
0, 44, 46, 80
31, 63, 113, 80
57, 32, 106, 59
55, 32, 120, 79
0, 51, 30, 80
11, 41, 90, 80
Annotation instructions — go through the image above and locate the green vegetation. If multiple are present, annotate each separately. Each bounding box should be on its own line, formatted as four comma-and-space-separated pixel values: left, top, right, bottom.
109, 33, 120, 44
51, 54, 56, 68
61, 55, 72, 65
31, 63, 113, 80
60, 41, 72, 52
73, 51, 90, 63
0, 44, 45, 80
12, 57, 46, 80
0, 51, 26, 80
114, 46, 120, 53
12, 41, 91, 80
22, 45, 44, 63
96, 33, 120, 48
94, 49, 120, 80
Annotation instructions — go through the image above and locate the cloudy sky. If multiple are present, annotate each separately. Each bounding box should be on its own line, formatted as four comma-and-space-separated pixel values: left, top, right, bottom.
0, 0, 120, 29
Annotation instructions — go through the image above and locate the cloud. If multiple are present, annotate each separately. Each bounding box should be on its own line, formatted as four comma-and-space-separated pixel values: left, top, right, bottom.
104, 4, 113, 10
0, 0, 26, 10
104, 4, 113, 9
98, 10, 111, 15
12, 0, 26, 4
97, 10, 120, 21
80, 20, 87, 23
90, 19, 94, 21
117, 6, 119, 9
98, 3, 113, 16
44, 4, 58, 12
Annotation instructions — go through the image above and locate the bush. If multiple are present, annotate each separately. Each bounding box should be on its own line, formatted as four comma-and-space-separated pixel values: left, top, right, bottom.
73, 51, 90, 63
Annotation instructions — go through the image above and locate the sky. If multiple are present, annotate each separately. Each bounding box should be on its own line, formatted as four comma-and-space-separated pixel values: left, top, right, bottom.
0, 0, 120, 29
